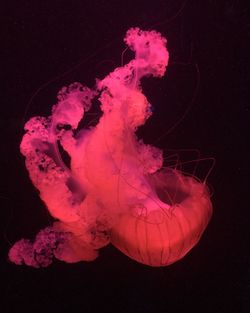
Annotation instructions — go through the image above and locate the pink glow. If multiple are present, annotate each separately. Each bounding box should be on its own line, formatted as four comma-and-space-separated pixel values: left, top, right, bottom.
9, 28, 212, 267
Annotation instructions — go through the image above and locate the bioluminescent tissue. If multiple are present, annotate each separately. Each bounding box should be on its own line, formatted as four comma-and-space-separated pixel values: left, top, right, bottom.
9, 28, 212, 267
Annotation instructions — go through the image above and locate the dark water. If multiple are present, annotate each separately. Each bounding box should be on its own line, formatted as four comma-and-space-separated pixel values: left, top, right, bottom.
1, 1, 249, 312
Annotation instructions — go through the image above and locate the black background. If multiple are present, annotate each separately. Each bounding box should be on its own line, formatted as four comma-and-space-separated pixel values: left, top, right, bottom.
1, 1, 249, 312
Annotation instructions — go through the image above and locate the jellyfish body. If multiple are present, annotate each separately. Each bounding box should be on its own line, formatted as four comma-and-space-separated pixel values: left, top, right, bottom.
111, 169, 212, 266
9, 28, 212, 268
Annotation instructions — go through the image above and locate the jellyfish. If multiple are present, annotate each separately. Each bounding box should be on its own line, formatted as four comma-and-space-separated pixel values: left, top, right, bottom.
8, 27, 212, 267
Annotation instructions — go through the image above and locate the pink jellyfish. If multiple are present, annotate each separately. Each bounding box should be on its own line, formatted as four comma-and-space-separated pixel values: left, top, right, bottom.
9, 27, 212, 267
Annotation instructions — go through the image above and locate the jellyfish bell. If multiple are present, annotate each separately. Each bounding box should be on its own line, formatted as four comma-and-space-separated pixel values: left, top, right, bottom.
9, 27, 213, 268
111, 168, 212, 266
